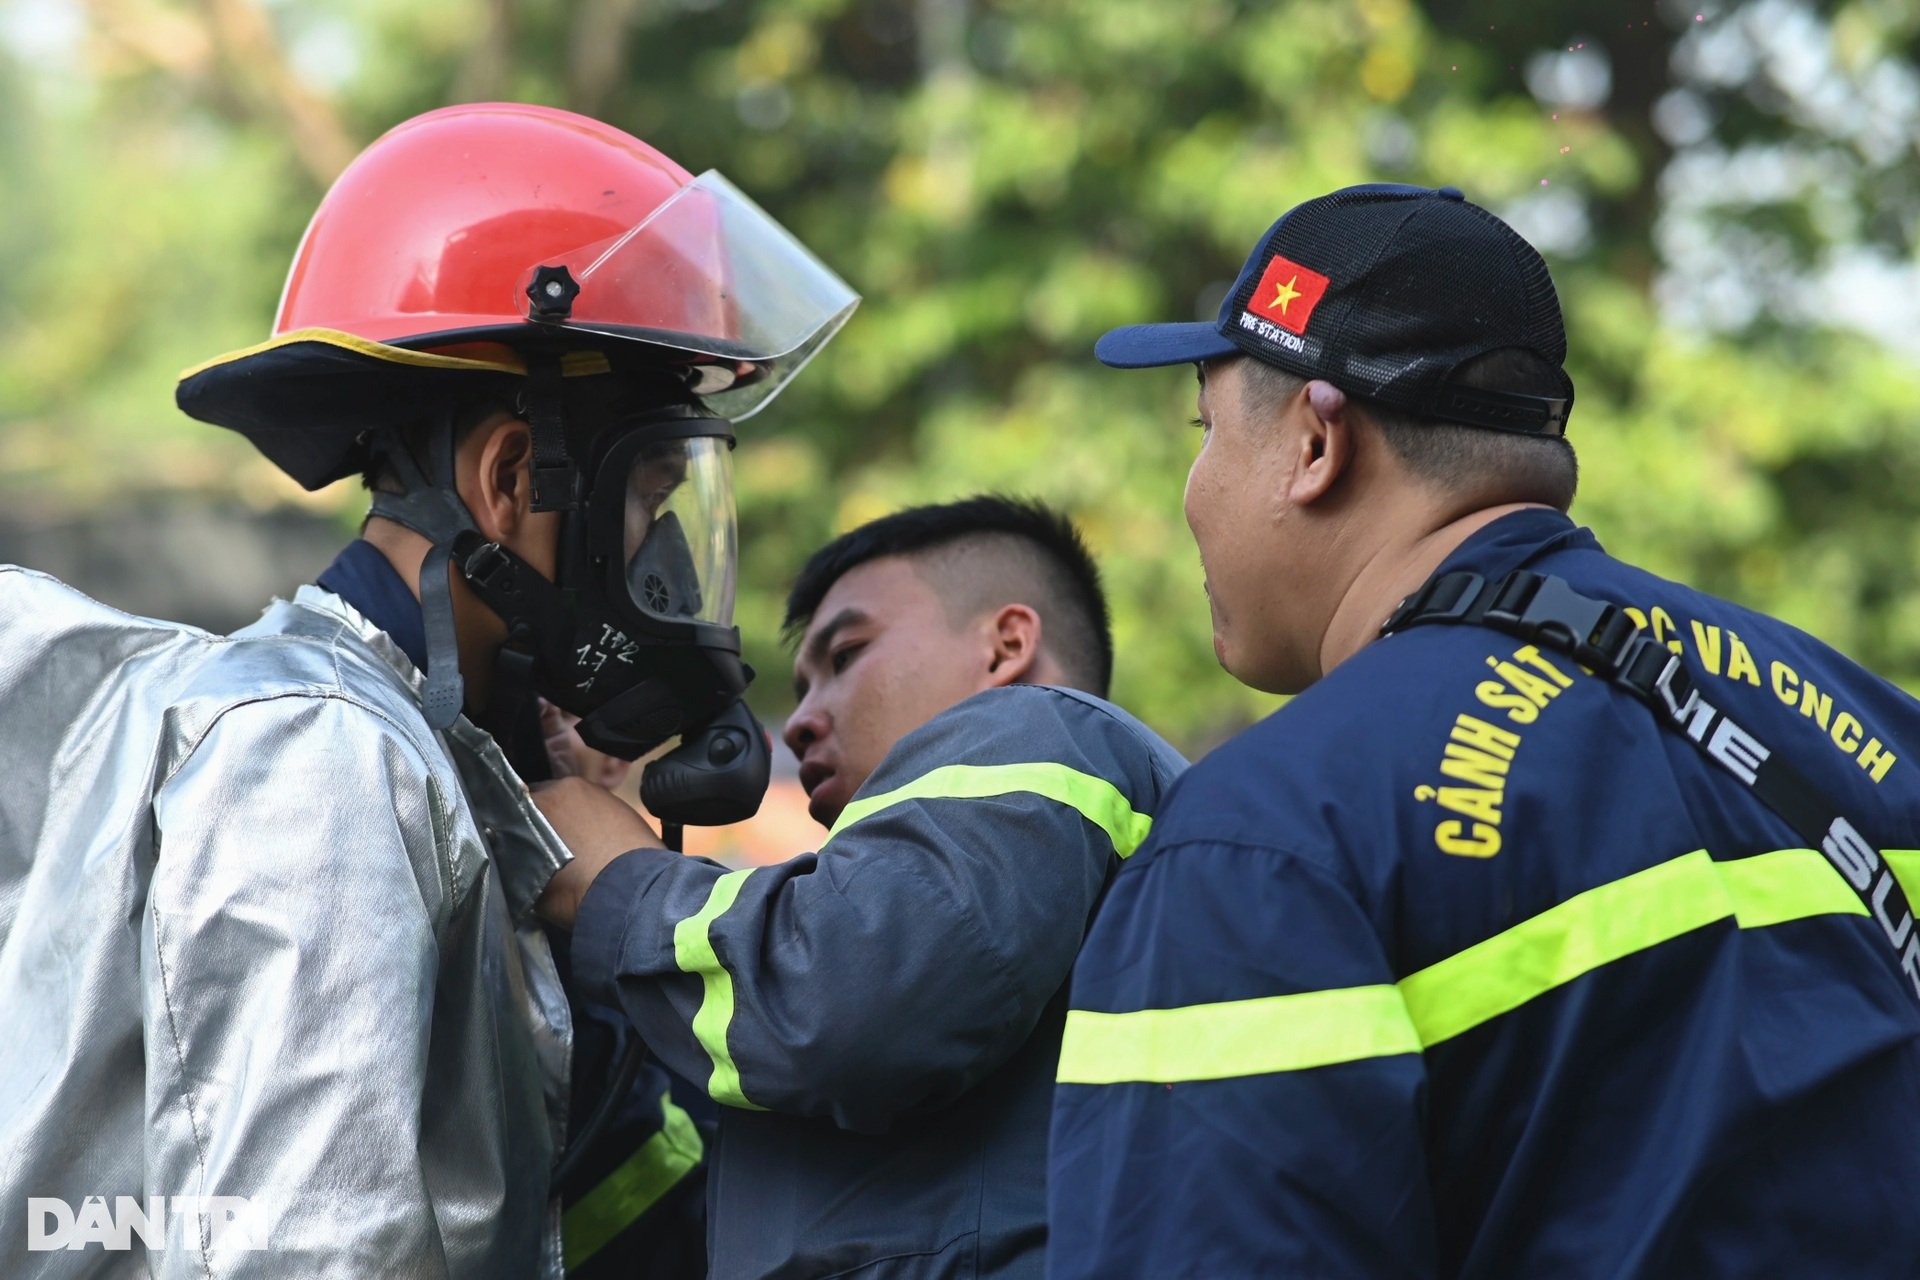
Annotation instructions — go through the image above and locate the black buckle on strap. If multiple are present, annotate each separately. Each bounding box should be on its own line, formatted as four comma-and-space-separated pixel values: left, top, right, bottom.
1381, 571, 1487, 635
458, 535, 522, 598
1385, 569, 1641, 677
1481, 572, 1639, 675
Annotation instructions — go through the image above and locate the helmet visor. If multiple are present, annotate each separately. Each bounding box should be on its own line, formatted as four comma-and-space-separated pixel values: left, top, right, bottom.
621, 436, 737, 627
521, 170, 858, 420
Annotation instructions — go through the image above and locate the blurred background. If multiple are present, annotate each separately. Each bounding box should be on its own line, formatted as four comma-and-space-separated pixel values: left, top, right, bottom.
2, 0, 1918, 854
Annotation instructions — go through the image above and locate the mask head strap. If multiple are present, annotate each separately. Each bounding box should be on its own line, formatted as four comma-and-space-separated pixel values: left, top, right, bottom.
417, 542, 465, 729
522, 352, 575, 513
365, 410, 476, 545
364, 410, 479, 729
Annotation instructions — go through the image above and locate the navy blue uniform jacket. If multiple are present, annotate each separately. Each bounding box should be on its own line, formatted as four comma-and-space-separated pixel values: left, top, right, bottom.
1052, 510, 1920, 1278
575, 684, 1186, 1278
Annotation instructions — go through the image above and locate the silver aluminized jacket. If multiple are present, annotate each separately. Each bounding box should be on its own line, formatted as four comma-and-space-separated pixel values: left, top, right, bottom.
0, 566, 573, 1277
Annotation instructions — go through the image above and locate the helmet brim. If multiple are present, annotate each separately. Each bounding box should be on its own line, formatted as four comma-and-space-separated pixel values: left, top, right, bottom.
176, 329, 525, 490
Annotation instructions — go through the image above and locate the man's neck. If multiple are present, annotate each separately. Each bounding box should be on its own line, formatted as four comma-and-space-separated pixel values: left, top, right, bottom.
361, 515, 431, 594
1317, 502, 1548, 679
361, 516, 501, 711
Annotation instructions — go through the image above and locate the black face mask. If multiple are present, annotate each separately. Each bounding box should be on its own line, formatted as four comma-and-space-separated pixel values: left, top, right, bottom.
455, 414, 750, 760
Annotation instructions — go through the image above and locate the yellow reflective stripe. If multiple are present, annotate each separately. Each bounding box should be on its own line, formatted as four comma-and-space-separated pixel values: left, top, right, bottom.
1724, 847, 1868, 928
1061, 848, 1864, 1085
562, 1090, 704, 1270
672, 868, 766, 1110
1885, 849, 1920, 909
1403, 850, 1722, 1047
826, 762, 1155, 857
1057, 985, 1417, 1084
1403, 849, 1866, 1048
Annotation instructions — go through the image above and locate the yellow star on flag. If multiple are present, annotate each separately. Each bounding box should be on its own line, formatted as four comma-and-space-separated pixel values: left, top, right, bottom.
1269, 274, 1302, 314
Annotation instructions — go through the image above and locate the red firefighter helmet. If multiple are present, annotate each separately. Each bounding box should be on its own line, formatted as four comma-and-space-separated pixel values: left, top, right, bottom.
276, 102, 713, 343
178, 103, 856, 489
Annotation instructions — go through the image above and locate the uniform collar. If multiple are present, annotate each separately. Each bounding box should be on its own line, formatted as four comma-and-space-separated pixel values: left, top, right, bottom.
1429, 507, 1600, 585
307, 544, 555, 782
315, 539, 430, 673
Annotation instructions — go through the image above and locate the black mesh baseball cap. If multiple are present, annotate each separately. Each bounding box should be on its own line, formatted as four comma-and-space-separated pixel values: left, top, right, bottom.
1096, 183, 1575, 435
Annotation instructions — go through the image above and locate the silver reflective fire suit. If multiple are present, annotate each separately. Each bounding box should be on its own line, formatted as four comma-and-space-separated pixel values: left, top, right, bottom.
0, 566, 573, 1277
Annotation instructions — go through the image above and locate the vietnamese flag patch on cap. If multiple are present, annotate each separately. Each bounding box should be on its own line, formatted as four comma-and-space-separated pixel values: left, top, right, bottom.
1247, 254, 1331, 336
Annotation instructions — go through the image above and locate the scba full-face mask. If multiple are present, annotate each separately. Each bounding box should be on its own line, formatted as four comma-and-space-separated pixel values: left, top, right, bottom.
454, 403, 751, 760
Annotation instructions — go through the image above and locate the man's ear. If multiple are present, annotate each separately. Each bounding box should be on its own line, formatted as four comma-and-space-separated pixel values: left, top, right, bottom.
460, 415, 534, 543
1283, 379, 1354, 507
983, 603, 1044, 688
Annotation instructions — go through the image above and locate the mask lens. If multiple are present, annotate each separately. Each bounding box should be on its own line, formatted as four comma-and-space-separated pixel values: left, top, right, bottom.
622, 436, 736, 627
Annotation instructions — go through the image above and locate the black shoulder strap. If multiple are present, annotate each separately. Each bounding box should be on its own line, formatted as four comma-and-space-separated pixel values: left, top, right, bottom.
1383, 568, 1920, 1000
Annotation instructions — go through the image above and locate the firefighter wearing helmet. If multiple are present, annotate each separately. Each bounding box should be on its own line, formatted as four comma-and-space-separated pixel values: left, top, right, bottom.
0, 103, 855, 1276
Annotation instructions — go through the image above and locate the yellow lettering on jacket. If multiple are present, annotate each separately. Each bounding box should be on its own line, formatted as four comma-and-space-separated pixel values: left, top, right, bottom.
1474, 681, 1539, 725
1425, 648, 1577, 860
1691, 621, 1723, 676
1434, 821, 1501, 858
1675, 628, 1899, 785
1772, 660, 1798, 706
1439, 742, 1512, 791
1435, 785, 1502, 823
1513, 645, 1575, 688
1486, 657, 1561, 708
1628, 605, 1687, 658
1725, 633, 1761, 686
1860, 739, 1899, 783
1450, 715, 1521, 758
1800, 680, 1833, 731
1651, 606, 1683, 655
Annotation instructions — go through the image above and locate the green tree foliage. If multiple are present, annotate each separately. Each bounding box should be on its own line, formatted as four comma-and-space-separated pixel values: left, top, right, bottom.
1, 0, 1916, 750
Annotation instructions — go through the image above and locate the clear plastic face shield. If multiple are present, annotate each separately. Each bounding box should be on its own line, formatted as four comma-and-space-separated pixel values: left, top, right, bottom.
618, 434, 737, 628
518, 171, 859, 420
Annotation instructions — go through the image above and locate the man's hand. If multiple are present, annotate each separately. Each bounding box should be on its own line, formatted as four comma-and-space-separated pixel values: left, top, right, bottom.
538, 698, 634, 790
532, 777, 666, 927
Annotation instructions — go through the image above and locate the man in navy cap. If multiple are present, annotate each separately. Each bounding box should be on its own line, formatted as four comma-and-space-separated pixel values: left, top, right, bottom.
1048, 184, 1920, 1277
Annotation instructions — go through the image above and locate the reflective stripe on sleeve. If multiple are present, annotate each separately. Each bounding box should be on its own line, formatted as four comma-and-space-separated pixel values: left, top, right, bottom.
671, 763, 1151, 1108
1059, 847, 1866, 1085
1057, 985, 1419, 1085
826, 762, 1155, 857
562, 1089, 705, 1270
1401, 847, 1862, 1048
672, 868, 767, 1109
1886, 849, 1920, 911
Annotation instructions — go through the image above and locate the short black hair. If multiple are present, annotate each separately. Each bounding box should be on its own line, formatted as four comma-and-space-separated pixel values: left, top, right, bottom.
783, 494, 1115, 697
1241, 349, 1579, 511
361, 395, 517, 495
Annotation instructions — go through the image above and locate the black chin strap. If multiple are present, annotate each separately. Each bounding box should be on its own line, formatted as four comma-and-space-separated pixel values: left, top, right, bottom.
416, 542, 464, 729
1383, 569, 1920, 1001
